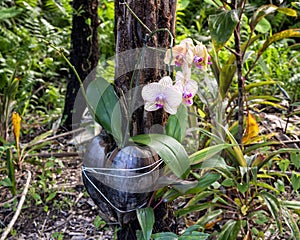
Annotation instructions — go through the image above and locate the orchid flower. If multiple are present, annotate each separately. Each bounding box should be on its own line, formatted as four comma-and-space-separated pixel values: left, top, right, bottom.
164, 38, 195, 67
175, 71, 198, 106
142, 76, 182, 114
193, 41, 212, 71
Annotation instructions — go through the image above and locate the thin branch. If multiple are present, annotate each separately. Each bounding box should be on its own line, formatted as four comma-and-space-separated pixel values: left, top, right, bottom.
25, 152, 80, 159
0, 170, 31, 240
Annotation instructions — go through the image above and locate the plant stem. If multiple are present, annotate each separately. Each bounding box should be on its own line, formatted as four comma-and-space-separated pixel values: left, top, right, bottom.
234, 2, 244, 148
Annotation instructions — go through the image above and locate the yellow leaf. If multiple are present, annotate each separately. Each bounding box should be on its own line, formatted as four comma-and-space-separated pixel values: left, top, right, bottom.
12, 112, 21, 148
242, 112, 259, 144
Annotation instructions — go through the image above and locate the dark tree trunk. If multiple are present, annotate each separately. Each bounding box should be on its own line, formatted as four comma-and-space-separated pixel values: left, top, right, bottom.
114, 0, 176, 136
114, 0, 177, 238
62, 0, 99, 130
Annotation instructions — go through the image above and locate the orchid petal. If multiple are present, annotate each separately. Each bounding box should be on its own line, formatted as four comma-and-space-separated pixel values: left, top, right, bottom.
142, 83, 164, 102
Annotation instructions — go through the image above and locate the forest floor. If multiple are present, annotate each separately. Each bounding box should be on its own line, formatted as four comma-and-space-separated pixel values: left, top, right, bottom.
0, 155, 117, 240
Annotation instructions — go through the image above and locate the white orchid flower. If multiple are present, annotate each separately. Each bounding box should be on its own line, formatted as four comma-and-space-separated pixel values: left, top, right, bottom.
175, 71, 198, 106
142, 76, 182, 114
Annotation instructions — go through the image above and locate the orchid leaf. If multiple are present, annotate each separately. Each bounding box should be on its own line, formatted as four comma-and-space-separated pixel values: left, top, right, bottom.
86, 77, 123, 144
131, 134, 190, 178
166, 104, 188, 143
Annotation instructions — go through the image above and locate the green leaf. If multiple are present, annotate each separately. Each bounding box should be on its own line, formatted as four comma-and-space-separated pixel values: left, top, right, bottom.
278, 159, 290, 173
208, 10, 239, 51
189, 144, 234, 165
46, 192, 57, 202
292, 2, 300, 10
278, 7, 298, 17
237, 182, 249, 194
217, 220, 241, 240
172, 173, 221, 194
137, 207, 154, 240
259, 149, 300, 169
282, 200, 300, 210
180, 227, 210, 240
176, 203, 212, 217
196, 209, 223, 228
250, 5, 278, 30
131, 134, 190, 178
291, 172, 300, 191
291, 152, 300, 169
152, 232, 178, 240
0, 7, 23, 20
188, 191, 214, 206
281, 207, 300, 239
166, 104, 188, 143
204, 0, 222, 8
259, 191, 282, 233
221, 178, 235, 187
219, 63, 236, 99
258, 29, 300, 57
86, 77, 123, 144
255, 17, 271, 33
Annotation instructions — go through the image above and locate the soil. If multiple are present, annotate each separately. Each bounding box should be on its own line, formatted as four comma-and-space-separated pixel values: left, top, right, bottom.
0, 156, 116, 240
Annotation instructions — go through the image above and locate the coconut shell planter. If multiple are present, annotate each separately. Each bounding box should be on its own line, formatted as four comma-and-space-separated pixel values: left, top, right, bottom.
82, 130, 163, 225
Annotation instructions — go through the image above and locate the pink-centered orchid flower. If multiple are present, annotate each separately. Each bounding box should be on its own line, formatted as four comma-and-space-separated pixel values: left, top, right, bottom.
175, 71, 198, 106
142, 76, 182, 115
164, 38, 195, 67
193, 41, 212, 71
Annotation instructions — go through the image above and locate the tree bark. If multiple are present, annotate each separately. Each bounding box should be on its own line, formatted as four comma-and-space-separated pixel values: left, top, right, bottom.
62, 0, 99, 130
114, 0, 177, 238
114, 0, 176, 136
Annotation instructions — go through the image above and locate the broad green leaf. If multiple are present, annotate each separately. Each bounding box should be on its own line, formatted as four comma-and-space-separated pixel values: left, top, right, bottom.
176, 203, 212, 217
196, 209, 223, 228
219, 63, 236, 99
187, 191, 214, 206
259, 191, 282, 232
291, 152, 300, 169
209, 10, 239, 51
0, 7, 23, 20
219, 124, 247, 167
217, 220, 241, 240
152, 232, 178, 240
189, 144, 233, 165
291, 172, 300, 191
255, 181, 279, 194
218, 35, 261, 99
258, 29, 300, 57
172, 173, 221, 194
255, 17, 271, 33
237, 182, 249, 194
131, 134, 190, 178
204, 0, 222, 8
166, 104, 188, 143
250, 5, 278, 30
230, 80, 277, 100
86, 77, 123, 144
278, 7, 298, 17
46, 192, 57, 203
137, 207, 154, 240
177, 0, 190, 10
180, 229, 209, 239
